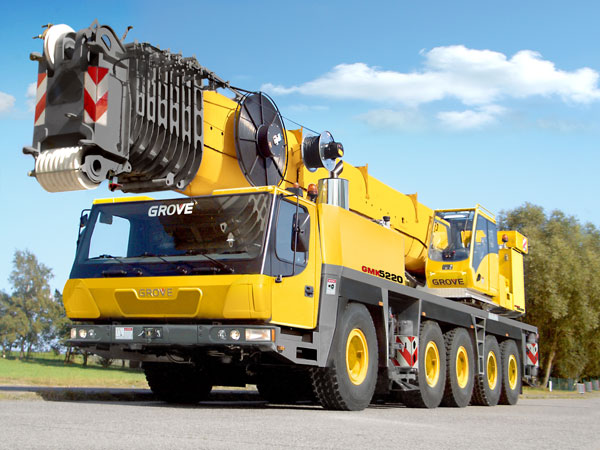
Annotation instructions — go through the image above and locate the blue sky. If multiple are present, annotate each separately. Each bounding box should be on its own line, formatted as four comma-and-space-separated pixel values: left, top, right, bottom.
1, 0, 599, 293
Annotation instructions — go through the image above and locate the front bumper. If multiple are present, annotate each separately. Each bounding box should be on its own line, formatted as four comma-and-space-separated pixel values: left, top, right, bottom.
69, 323, 277, 350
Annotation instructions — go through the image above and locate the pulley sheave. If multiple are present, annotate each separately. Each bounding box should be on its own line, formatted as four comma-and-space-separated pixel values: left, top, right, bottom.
234, 92, 287, 186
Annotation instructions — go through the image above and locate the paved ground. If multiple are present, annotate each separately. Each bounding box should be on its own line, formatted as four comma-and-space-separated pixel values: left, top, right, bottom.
0, 391, 597, 449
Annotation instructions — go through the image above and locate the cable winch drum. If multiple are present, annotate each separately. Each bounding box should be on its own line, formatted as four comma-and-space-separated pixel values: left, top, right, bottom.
301, 131, 344, 173
234, 92, 287, 187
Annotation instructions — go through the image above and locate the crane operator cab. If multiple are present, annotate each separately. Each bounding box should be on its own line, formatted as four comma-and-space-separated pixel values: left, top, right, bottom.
425, 205, 527, 316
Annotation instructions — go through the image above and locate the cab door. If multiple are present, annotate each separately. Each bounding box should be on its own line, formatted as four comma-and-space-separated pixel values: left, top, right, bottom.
269, 197, 319, 329
471, 214, 499, 296
487, 220, 499, 296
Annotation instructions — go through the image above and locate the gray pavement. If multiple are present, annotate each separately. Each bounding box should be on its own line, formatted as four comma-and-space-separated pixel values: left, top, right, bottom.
0, 391, 597, 449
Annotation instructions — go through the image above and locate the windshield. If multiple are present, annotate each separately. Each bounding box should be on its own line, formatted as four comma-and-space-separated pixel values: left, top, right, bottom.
428, 210, 475, 262
71, 193, 272, 278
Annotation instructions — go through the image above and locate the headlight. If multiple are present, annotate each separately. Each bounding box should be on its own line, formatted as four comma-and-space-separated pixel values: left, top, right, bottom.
70, 328, 77, 339
245, 328, 273, 342
230, 329, 241, 341
217, 329, 227, 340
78, 329, 87, 339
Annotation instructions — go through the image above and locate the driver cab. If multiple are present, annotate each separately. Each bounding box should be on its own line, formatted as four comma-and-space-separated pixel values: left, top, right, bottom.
426, 206, 499, 299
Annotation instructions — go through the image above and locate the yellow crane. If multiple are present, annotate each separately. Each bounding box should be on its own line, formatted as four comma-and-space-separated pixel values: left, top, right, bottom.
24, 21, 539, 410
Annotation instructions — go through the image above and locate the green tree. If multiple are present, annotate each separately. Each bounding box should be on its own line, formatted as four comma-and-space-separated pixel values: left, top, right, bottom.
40, 290, 72, 352
499, 204, 600, 385
580, 223, 600, 379
0, 291, 22, 357
8, 249, 55, 358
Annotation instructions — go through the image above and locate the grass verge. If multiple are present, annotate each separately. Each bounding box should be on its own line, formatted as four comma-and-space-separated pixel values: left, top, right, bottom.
0, 353, 147, 388
522, 386, 600, 399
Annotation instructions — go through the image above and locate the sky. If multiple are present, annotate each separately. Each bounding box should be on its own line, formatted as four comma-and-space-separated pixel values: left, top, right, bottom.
1, 0, 600, 293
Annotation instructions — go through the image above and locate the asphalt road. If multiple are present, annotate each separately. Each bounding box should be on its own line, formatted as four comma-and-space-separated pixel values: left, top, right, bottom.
0, 394, 598, 449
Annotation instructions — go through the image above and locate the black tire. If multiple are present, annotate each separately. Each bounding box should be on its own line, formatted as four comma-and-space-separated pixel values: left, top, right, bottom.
472, 335, 502, 406
441, 327, 475, 407
499, 339, 521, 405
143, 362, 212, 404
311, 303, 378, 411
257, 368, 315, 404
401, 320, 446, 408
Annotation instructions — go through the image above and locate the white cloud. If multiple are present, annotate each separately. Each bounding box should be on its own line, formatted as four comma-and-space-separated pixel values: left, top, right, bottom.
26, 82, 36, 112
356, 109, 425, 130
262, 46, 600, 107
0, 91, 15, 114
437, 105, 507, 130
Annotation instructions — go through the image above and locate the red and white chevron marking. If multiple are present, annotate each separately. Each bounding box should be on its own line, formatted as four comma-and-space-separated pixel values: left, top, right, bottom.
84, 67, 109, 126
395, 335, 418, 369
34, 72, 47, 126
526, 342, 539, 366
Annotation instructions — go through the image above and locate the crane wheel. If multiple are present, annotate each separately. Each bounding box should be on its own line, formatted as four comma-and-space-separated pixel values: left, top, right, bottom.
143, 362, 212, 404
440, 327, 475, 407
311, 303, 378, 411
472, 335, 502, 406
401, 321, 446, 408
499, 339, 521, 405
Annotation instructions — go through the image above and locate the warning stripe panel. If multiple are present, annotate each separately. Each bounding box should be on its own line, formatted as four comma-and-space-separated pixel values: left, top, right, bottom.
84, 67, 109, 125
526, 343, 539, 366
34, 72, 47, 126
87, 66, 109, 84
395, 336, 418, 369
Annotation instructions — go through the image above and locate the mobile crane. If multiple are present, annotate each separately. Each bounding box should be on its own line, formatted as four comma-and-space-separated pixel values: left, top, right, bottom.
24, 21, 538, 410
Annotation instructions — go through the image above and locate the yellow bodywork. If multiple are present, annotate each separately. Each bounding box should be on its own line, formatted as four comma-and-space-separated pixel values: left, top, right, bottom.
301, 164, 430, 274
64, 274, 273, 320
497, 231, 527, 313
92, 196, 155, 204
318, 203, 405, 282
181, 91, 251, 196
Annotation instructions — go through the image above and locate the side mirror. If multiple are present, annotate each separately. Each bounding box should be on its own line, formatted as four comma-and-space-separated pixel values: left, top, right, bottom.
80, 212, 89, 229
291, 212, 310, 253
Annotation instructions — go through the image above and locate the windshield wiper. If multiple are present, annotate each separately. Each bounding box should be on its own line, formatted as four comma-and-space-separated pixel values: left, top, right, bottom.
90, 254, 143, 277
185, 250, 235, 274
133, 252, 191, 275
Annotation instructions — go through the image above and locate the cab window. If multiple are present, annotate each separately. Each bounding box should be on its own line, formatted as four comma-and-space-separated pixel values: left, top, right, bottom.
472, 215, 498, 271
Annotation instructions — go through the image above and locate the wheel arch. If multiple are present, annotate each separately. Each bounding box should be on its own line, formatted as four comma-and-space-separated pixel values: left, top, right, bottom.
325, 297, 386, 369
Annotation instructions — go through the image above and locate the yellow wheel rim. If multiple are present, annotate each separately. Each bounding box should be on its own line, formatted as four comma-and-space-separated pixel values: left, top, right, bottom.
486, 351, 498, 390
456, 346, 469, 389
425, 341, 440, 387
346, 328, 369, 385
508, 354, 518, 390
